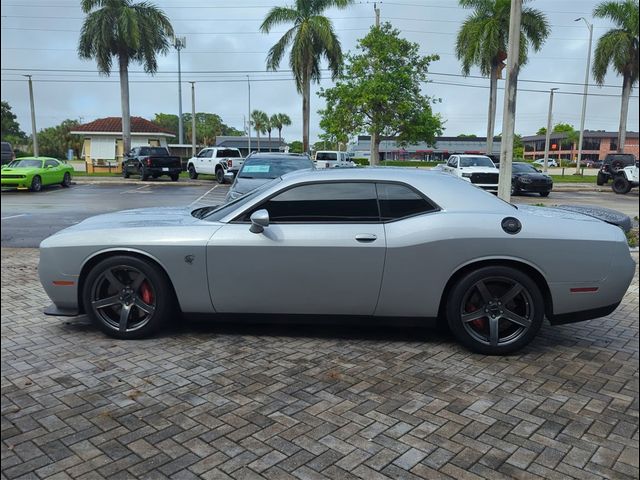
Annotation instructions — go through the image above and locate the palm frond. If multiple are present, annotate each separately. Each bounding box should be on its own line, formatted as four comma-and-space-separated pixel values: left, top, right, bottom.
260, 7, 299, 33
266, 26, 298, 71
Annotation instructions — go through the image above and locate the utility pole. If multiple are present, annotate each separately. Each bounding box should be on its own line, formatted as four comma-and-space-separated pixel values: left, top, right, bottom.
497, 0, 522, 201
174, 36, 186, 144
543, 88, 559, 172
247, 75, 252, 155
575, 17, 593, 174
374, 3, 380, 27
189, 81, 196, 157
24, 75, 38, 157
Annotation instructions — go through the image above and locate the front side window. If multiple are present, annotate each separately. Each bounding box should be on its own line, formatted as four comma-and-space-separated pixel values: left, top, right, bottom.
448, 157, 458, 168
377, 183, 437, 221
198, 149, 213, 158
247, 182, 379, 223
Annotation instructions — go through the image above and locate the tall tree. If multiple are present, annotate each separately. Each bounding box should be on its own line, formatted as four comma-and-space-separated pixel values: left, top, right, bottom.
270, 113, 292, 147
260, 0, 352, 153
456, 0, 549, 155
1, 101, 27, 145
78, 0, 174, 154
38, 119, 83, 159
592, 0, 639, 152
251, 110, 269, 151
319, 23, 443, 165
265, 116, 274, 152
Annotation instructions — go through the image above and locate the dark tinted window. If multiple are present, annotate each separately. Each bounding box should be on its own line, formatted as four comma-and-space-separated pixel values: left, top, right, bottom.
512, 163, 538, 173
239, 156, 314, 179
254, 182, 378, 223
377, 183, 436, 221
217, 149, 241, 158
316, 152, 338, 161
139, 147, 168, 156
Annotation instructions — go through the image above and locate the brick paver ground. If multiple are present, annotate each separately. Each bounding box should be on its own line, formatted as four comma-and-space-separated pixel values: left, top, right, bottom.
2, 248, 638, 479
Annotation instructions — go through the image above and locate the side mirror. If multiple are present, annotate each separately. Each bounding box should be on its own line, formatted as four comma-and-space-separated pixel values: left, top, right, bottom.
249, 209, 269, 234
46, 165, 53, 169
536, 168, 542, 173
224, 171, 235, 183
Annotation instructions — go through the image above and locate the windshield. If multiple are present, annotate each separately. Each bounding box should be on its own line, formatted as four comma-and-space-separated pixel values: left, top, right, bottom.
513, 163, 539, 173
194, 179, 281, 221
139, 147, 168, 156
239, 157, 313, 179
316, 152, 337, 161
459, 156, 496, 168
6, 159, 42, 168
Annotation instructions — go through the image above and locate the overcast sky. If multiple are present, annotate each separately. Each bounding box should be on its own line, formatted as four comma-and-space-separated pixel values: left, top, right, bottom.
1, 0, 639, 144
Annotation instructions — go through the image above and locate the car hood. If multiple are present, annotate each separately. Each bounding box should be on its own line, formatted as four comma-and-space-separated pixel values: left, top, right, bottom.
514, 172, 552, 180
232, 177, 272, 195
56, 206, 203, 234
1, 167, 39, 174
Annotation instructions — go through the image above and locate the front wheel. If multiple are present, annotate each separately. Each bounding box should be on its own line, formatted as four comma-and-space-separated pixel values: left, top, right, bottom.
188, 164, 198, 180
446, 266, 544, 355
122, 166, 130, 178
510, 183, 519, 196
61, 172, 72, 188
596, 172, 607, 186
140, 167, 149, 181
82, 255, 175, 339
612, 176, 631, 194
30, 175, 42, 192
539, 191, 550, 197
215, 168, 225, 184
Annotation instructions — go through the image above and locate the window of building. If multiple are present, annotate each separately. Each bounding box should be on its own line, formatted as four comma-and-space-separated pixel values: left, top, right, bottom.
609, 140, 618, 150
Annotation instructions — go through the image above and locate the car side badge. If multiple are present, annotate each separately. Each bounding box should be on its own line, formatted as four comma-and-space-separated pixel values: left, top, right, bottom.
502, 217, 522, 235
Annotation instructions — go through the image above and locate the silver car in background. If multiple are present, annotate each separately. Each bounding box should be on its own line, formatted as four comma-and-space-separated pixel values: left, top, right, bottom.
39, 168, 635, 355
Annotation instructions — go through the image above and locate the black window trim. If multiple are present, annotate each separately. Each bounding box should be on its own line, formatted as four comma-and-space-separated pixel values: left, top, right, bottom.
229, 179, 441, 225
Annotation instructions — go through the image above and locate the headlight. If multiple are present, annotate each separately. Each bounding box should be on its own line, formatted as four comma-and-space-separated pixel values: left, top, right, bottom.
461, 173, 473, 178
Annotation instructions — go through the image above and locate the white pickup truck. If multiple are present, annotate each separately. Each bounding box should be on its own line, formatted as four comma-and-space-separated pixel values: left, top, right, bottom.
187, 147, 244, 183
314, 151, 355, 169
441, 154, 499, 192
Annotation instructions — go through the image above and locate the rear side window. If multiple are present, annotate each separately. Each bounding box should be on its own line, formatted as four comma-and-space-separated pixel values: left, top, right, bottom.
250, 182, 379, 223
376, 183, 437, 221
217, 149, 241, 158
44, 159, 59, 168
316, 152, 338, 161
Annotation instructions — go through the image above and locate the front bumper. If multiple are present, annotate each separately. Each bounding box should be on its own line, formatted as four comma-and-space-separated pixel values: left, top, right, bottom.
1, 177, 31, 189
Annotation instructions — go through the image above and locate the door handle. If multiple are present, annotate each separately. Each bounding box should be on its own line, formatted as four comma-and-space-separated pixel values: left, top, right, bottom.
355, 234, 377, 243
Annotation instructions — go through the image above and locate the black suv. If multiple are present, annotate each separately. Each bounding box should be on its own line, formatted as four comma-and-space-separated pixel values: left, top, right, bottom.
1, 141, 15, 165
597, 153, 637, 185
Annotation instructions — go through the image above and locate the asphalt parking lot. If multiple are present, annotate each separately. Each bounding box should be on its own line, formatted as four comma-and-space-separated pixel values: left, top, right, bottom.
1, 179, 639, 479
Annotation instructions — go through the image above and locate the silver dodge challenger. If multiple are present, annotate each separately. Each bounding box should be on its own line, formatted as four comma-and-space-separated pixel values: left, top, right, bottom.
39, 168, 635, 354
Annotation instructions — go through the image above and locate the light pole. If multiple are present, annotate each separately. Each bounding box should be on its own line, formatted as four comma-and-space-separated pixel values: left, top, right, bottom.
189, 81, 196, 157
543, 88, 559, 172
24, 75, 38, 157
575, 17, 593, 174
174, 36, 186, 145
247, 75, 252, 155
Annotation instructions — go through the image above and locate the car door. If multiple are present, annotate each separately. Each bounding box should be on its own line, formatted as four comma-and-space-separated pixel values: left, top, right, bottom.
201, 149, 214, 174
207, 181, 386, 315
43, 159, 62, 185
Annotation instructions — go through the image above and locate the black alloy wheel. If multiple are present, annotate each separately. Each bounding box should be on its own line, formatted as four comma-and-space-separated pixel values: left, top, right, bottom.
612, 176, 631, 194
61, 172, 72, 188
30, 175, 42, 192
216, 168, 225, 184
447, 266, 544, 355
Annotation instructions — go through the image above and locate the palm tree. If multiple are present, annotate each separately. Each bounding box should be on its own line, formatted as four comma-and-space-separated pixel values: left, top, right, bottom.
592, 0, 639, 153
78, 0, 174, 154
260, 0, 352, 153
456, 0, 549, 155
271, 113, 292, 151
251, 110, 269, 152
265, 117, 274, 152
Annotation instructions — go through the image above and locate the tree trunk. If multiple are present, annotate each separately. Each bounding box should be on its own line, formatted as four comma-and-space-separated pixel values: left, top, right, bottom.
618, 73, 631, 153
256, 129, 261, 152
278, 128, 282, 151
268, 130, 272, 152
486, 64, 498, 156
370, 131, 380, 165
119, 55, 131, 155
302, 68, 311, 154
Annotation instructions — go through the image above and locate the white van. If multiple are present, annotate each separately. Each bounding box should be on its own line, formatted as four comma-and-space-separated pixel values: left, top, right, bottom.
314, 151, 355, 169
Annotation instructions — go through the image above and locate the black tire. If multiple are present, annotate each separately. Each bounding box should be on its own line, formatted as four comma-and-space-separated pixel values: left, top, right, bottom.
612, 176, 631, 194
122, 166, 130, 179
596, 171, 607, 186
30, 175, 42, 192
61, 172, 72, 188
215, 167, 225, 184
446, 266, 544, 355
188, 164, 198, 180
140, 167, 149, 181
170, 174, 179, 182
511, 183, 519, 196
539, 191, 550, 197
82, 255, 175, 339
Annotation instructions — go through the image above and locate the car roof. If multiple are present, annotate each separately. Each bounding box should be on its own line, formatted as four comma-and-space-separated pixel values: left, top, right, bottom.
12, 156, 58, 161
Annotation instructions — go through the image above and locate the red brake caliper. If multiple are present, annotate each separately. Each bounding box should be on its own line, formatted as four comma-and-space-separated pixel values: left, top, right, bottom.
140, 281, 154, 305
466, 303, 486, 329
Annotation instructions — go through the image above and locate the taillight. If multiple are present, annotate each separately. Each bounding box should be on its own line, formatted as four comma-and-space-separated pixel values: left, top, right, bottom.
146, 158, 152, 167
228, 159, 233, 167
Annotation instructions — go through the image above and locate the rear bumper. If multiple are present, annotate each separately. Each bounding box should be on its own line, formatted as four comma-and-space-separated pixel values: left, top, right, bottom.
146, 167, 182, 175
44, 303, 80, 317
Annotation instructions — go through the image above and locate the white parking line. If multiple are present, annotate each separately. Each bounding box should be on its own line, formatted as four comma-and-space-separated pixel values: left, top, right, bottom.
190, 185, 219, 206
1, 214, 27, 220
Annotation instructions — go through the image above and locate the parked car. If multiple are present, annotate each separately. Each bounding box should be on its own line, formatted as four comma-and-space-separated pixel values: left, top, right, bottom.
596, 153, 637, 185
612, 163, 639, 194
186, 147, 244, 183
1, 141, 15, 165
510, 162, 553, 197
314, 150, 355, 169
585, 159, 603, 169
441, 154, 499, 191
38, 168, 635, 355
1, 157, 73, 191
122, 146, 181, 181
533, 158, 558, 168
225, 152, 314, 202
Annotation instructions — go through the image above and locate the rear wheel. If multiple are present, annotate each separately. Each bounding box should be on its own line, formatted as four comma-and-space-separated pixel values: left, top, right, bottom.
61, 172, 71, 188
539, 191, 550, 197
122, 165, 130, 178
596, 171, 607, 186
188, 164, 198, 179
446, 266, 544, 355
215, 167, 225, 184
82, 255, 175, 339
170, 174, 179, 182
140, 167, 149, 181
30, 175, 42, 192
612, 175, 631, 194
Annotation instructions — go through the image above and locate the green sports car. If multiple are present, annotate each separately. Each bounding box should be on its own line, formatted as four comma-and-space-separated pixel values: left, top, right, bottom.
1, 157, 74, 192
